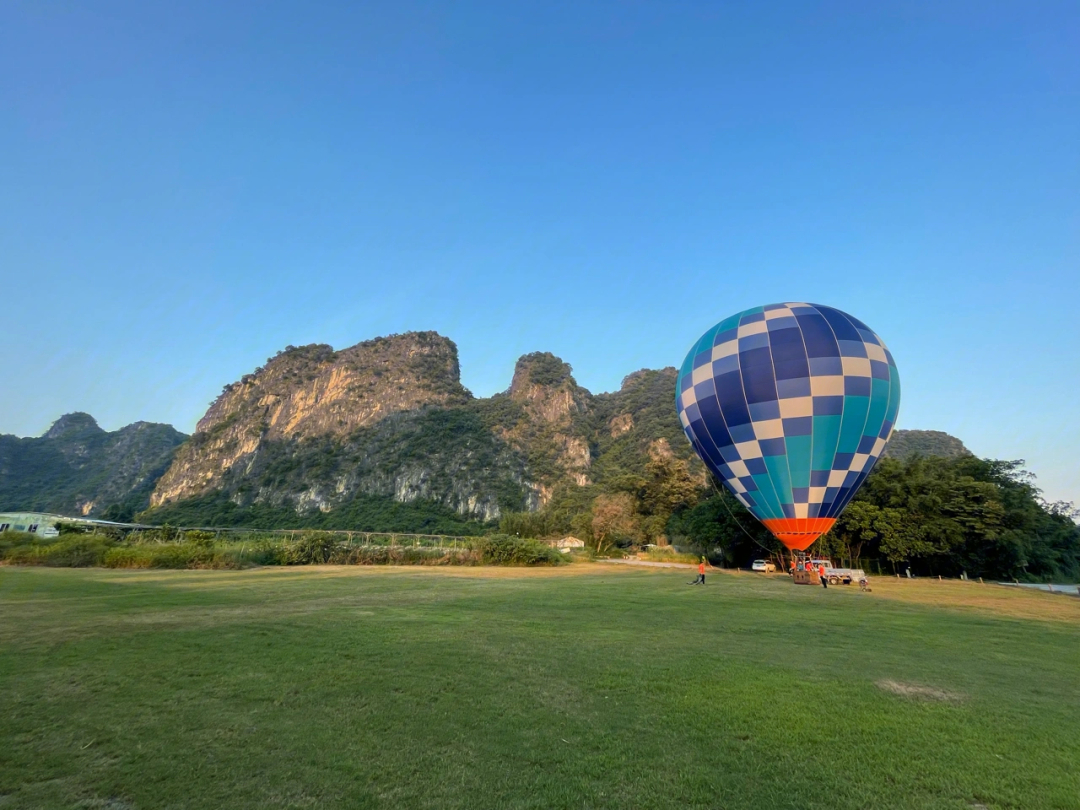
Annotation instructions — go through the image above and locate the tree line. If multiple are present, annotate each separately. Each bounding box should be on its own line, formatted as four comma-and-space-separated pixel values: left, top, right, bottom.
503, 454, 1080, 582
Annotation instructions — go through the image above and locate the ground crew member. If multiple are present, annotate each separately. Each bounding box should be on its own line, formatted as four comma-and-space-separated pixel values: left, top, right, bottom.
789, 558, 796, 576
689, 557, 706, 585
819, 563, 828, 589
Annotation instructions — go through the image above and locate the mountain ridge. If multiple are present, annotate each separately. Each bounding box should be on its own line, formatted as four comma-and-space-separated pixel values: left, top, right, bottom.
0, 414, 188, 519
2, 331, 972, 530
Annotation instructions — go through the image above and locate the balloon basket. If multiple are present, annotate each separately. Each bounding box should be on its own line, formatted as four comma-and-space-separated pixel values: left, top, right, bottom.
792, 569, 820, 586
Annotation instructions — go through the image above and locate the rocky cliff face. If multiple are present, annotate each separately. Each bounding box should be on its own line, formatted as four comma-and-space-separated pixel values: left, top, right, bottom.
147, 341, 706, 526
151, 333, 469, 507
132, 330, 976, 531
0, 414, 187, 518
501, 353, 594, 493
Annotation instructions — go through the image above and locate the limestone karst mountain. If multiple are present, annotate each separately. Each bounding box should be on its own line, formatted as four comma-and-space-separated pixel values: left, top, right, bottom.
2, 330, 972, 531
0, 413, 187, 519
143, 335, 707, 529
881, 429, 971, 460
150, 333, 471, 509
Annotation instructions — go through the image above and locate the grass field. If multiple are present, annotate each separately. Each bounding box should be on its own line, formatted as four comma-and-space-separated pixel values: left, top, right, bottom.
1, 565, 1077, 809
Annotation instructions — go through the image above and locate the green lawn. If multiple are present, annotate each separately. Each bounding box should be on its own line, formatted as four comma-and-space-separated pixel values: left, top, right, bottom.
0, 566, 1077, 810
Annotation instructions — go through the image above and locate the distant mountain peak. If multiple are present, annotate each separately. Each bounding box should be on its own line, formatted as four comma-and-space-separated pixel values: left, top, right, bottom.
44, 412, 103, 440
509, 352, 575, 393
620, 367, 676, 391
884, 429, 971, 460
507, 352, 589, 430
1, 413, 187, 518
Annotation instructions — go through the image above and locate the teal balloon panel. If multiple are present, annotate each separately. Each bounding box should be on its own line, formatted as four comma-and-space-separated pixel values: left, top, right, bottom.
676, 304, 900, 522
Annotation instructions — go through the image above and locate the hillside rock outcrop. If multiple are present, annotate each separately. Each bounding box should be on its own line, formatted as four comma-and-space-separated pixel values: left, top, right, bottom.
499, 353, 594, 494
151, 333, 470, 507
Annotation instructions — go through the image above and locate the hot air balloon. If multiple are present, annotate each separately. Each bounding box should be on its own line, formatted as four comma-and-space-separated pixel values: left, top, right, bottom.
676, 304, 900, 552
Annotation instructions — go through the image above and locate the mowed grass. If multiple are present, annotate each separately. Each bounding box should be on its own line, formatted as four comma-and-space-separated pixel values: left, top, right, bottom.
0, 566, 1077, 810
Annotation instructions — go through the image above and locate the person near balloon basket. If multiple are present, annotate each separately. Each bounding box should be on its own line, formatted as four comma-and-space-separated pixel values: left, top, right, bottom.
818, 563, 828, 589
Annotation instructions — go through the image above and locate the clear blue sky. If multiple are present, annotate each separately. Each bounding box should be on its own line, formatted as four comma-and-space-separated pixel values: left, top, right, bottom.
2, 1, 1077, 503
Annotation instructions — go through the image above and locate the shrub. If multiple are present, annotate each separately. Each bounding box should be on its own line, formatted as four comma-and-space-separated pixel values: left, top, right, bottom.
470, 534, 564, 566
267, 532, 339, 565
0, 531, 38, 557
640, 547, 699, 564
1, 530, 559, 569
183, 530, 217, 548
329, 545, 474, 566
1, 534, 114, 567
102, 542, 241, 569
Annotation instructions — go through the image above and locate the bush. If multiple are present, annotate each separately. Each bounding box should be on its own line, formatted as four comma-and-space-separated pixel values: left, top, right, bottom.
102, 542, 245, 569
640, 547, 699, 564
1, 530, 561, 569
470, 534, 564, 566
0, 531, 38, 556
330, 545, 474, 566
266, 532, 339, 565
1, 534, 115, 567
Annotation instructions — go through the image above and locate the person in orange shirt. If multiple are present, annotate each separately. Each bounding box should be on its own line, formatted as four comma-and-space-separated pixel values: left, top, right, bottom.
689, 557, 706, 585
818, 563, 828, 589
788, 558, 796, 576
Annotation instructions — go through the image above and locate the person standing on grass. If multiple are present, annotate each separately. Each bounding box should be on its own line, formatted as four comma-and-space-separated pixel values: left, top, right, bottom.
818, 563, 828, 589
689, 557, 706, 585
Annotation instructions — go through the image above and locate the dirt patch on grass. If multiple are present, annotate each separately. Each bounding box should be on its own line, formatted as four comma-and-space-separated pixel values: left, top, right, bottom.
876, 679, 965, 702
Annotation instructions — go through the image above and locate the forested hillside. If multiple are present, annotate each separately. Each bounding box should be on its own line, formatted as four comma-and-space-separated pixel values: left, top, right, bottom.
142, 344, 710, 535
0, 414, 187, 519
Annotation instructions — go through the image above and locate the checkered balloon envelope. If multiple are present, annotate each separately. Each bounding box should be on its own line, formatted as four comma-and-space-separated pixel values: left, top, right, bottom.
676, 304, 900, 551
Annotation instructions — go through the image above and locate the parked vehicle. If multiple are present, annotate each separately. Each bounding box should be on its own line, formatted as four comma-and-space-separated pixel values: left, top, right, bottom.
751, 559, 776, 573
810, 559, 866, 585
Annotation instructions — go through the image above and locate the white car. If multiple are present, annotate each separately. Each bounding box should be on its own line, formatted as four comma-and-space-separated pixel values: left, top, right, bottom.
751, 560, 776, 573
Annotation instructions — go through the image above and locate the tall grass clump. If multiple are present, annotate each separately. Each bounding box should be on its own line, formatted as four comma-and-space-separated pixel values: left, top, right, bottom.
470, 534, 565, 566
0, 533, 116, 567
1, 529, 565, 569
332, 546, 474, 566
640, 547, 700, 564
263, 532, 475, 566
101, 543, 247, 569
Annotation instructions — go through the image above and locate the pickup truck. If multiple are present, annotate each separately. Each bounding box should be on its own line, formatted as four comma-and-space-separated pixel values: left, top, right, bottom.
809, 559, 866, 585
